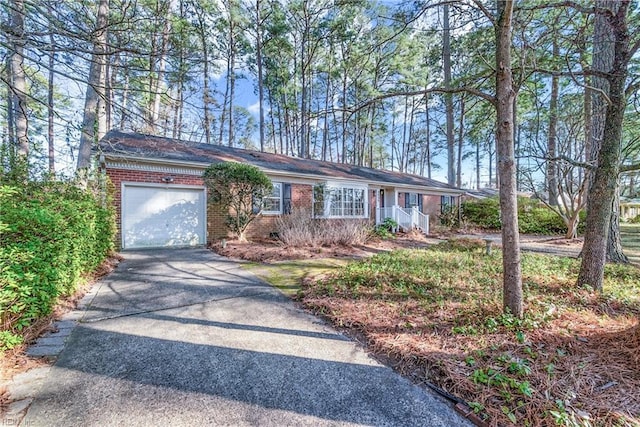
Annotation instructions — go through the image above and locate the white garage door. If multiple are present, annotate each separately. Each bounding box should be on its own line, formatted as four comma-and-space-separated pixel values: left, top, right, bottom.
122, 184, 206, 249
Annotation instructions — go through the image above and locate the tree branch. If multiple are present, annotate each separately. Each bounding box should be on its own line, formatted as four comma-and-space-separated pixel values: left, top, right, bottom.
349, 86, 495, 114
620, 163, 640, 173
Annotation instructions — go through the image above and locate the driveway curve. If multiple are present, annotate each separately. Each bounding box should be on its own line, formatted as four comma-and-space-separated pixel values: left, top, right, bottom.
23, 249, 471, 426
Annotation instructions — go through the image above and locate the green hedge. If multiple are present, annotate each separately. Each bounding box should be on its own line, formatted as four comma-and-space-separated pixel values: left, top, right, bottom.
461, 196, 569, 235
0, 181, 115, 350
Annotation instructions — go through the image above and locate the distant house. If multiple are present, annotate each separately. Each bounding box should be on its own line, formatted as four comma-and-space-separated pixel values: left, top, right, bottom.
98, 131, 464, 249
464, 188, 499, 200
620, 198, 640, 221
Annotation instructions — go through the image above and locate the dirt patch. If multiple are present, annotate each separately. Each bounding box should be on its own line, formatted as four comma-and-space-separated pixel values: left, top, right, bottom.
211, 230, 433, 262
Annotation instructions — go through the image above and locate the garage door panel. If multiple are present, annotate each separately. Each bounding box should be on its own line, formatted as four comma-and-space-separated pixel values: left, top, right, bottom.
122, 185, 206, 249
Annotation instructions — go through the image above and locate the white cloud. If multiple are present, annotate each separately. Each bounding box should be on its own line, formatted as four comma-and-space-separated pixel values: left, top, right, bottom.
247, 101, 268, 115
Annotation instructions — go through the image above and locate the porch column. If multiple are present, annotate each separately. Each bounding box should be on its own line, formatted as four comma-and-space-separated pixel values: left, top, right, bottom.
375, 189, 381, 224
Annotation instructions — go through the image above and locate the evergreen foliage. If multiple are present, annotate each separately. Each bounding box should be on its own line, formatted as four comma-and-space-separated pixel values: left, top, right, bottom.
462, 197, 567, 235
0, 179, 115, 350
203, 162, 272, 241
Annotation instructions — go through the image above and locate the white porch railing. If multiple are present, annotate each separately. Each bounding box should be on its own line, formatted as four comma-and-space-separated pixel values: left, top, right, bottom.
412, 208, 430, 235
376, 206, 429, 234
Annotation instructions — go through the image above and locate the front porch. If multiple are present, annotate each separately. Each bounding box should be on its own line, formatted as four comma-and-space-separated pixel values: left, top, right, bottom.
376, 205, 430, 234
373, 188, 430, 234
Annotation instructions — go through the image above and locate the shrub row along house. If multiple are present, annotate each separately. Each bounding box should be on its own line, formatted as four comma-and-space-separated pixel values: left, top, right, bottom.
98, 131, 464, 249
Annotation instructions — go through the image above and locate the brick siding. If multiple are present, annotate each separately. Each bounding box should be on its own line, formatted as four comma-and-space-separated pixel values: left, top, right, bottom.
106, 168, 318, 246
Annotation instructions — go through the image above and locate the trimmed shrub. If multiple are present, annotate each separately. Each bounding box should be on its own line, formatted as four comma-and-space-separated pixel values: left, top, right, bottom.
0, 180, 115, 350
461, 196, 568, 235
518, 198, 566, 234
461, 197, 501, 229
203, 162, 272, 242
276, 208, 370, 247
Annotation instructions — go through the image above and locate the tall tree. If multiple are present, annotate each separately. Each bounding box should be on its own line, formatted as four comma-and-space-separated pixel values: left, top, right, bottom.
546, 37, 559, 206
442, 3, 456, 185
578, 0, 635, 291
76, 0, 109, 171
495, 0, 522, 316
46, 2, 56, 175
8, 0, 29, 165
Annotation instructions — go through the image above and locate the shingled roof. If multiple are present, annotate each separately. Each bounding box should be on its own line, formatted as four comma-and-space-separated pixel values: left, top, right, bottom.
99, 130, 461, 192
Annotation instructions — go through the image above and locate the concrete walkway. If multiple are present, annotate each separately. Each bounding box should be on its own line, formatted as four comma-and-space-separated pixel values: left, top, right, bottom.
19, 249, 471, 426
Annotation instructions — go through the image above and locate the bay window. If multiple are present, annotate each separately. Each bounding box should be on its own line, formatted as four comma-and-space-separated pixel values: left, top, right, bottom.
314, 183, 367, 218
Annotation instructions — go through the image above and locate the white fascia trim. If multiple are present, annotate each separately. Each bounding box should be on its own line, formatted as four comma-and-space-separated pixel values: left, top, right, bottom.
104, 153, 464, 195
104, 155, 207, 176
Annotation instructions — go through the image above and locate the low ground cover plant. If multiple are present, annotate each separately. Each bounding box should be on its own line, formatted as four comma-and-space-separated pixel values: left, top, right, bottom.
0, 180, 115, 350
300, 239, 640, 426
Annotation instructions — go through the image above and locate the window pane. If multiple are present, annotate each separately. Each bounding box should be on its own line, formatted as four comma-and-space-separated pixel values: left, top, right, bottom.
271, 183, 282, 198
314, 185, 367, 218
262, 182, 282, 213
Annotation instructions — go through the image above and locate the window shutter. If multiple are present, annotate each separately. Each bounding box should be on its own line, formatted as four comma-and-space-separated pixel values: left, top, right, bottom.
283, 183, 292, 214
417, 194, 423, 212
404, 193, 410, 209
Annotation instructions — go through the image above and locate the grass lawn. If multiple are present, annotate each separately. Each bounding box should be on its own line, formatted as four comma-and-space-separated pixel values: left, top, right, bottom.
250, 238, 639, 427
242, 258, 349, 296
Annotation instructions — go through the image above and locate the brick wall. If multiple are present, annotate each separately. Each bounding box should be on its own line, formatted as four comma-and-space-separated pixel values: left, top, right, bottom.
398, 192, 406, 208
244, 183, 313, 239
107, 166, 452, 244
423, 194, 442, 227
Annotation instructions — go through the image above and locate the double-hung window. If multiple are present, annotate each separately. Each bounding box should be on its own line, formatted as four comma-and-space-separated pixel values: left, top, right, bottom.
262, 182, 283, 214
440, 195, 456, 213
314, 183, 367, 218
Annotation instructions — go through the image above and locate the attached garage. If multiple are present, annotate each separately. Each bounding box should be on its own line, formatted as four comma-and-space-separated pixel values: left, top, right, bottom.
121, 183, 206, 249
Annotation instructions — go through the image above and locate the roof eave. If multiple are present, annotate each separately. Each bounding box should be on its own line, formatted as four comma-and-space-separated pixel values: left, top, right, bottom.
102, 151, 465, 195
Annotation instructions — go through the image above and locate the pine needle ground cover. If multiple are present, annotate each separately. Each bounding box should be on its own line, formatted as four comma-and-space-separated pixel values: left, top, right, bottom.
300, 240, 640, 426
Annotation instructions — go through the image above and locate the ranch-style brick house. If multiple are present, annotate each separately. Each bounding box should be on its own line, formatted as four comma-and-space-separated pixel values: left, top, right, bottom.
98, 130, 464, 250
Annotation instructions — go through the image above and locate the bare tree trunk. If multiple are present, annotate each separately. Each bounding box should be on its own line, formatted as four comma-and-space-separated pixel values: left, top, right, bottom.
322, 72, 331, 161
547, 38, 559, 205
9, 0, 29, 164
607, 185, 628, 262
227, 0, 237, 147
195, 8, 212, 144
476, 141, 481, 190
578, 0, 630, 291
119, 62, 129, 130
228, 51, 235, 147
151, 4, 171, 133
457, 97, 465, 187
255, 0, 265, 151
587, 0, 627, 263
218, 66, 229, 145
443, 3, 456, 186
47, 5, 56, 176
299, 3, 310, 158
341, 63, 348, 163
425, 92, 431, 179
97, 47, 108, 140
400, 96, 409, 173
495, 0, 522, 317
77, 0, 109, 171
107, 52, 120, 132
6, 57, 16, 155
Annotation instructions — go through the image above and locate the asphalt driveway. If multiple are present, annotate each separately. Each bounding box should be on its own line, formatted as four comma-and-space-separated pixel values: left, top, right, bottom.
22, 249, 471, 426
